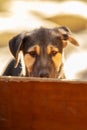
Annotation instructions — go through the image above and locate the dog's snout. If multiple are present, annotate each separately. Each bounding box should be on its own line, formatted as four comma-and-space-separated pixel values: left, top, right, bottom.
39, 70, 49, 78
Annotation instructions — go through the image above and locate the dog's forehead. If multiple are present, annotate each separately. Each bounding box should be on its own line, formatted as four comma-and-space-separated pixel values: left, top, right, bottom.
31, 27, 60, 38
30, 27, 62, 46
23, 28, 63, 53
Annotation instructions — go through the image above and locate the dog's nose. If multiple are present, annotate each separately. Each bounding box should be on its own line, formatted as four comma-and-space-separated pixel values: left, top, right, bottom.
39, 70, 49, 78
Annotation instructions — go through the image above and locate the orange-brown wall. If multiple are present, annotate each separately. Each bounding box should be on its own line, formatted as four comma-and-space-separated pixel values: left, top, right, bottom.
0, 77, 87, 130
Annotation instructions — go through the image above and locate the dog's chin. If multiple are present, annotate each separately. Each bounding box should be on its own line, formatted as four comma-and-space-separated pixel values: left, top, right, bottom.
25, 69, 59, 78
30, 75, 56, 78
26, 72, 57, 78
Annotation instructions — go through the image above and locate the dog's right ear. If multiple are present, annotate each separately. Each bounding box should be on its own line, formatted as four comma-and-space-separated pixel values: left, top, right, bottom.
9, 32, 27, 59
9, 32, 30, 69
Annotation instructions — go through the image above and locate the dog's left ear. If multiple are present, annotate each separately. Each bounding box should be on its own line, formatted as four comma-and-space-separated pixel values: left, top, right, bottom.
58, 26, 79, 47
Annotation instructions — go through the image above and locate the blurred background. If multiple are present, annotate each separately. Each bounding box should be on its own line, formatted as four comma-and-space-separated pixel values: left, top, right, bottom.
0, 0, 87, 80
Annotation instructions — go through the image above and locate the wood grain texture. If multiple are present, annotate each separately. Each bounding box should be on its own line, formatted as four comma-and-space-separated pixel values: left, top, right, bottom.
0, 77, 87, 130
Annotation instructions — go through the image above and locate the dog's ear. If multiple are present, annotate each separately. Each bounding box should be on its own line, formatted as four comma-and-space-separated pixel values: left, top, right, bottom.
9, 32, 30, 75
9, 32, 30, 70
58, 26, 79, 47
9, 32, 27, 58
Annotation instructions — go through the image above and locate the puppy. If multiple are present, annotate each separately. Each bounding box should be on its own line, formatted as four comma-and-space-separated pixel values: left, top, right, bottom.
3, 26, 79, 78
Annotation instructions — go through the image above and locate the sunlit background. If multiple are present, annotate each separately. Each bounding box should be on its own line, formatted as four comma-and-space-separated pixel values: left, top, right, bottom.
0, 0, 87, 80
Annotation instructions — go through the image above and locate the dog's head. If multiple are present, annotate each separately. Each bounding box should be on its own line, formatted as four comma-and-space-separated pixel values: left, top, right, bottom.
9, 26, 79, 78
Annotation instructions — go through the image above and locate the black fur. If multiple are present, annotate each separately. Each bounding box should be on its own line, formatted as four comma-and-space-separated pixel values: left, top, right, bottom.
3, 26, 79, 78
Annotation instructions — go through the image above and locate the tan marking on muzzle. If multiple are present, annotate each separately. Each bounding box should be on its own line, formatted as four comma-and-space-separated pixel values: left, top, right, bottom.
47, 45, 62, 72
24, 45, 40, 73
52, 53, 62, 72
24, 54, 35, 73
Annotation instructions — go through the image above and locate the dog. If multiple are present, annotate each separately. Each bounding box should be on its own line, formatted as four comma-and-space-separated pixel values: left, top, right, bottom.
3, 26, 79, 78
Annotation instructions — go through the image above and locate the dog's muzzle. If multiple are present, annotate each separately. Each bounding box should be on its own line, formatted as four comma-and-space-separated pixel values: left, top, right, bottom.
39, 69, 49, 78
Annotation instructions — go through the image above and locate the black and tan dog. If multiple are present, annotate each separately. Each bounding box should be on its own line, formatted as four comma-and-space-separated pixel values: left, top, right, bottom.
3, 26, 79, 78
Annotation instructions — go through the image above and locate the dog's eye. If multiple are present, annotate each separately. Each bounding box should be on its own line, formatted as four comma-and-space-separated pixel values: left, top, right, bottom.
28, 51, 37, 57
50, 51, 58, 56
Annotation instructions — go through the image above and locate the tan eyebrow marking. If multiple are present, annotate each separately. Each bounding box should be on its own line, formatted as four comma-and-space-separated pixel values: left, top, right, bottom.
28, 45, 40, 55
47, 45, 59, 54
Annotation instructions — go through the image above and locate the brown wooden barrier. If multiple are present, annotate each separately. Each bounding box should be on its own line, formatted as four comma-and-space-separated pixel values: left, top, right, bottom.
0, 77, 87, 130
